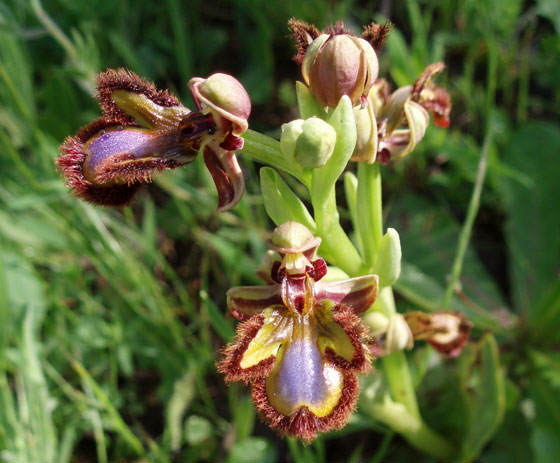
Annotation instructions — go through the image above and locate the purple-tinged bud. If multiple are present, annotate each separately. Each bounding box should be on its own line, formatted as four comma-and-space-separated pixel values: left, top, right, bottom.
301, 32, 379, 108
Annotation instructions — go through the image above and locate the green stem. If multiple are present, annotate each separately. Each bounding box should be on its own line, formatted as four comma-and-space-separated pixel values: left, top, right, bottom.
357, 163, 383, 268
364, 398, 454, 459
442, 125, 494, 309
313, 188, 363, 277
355, 163, 454, 455
377, 288, 420, 419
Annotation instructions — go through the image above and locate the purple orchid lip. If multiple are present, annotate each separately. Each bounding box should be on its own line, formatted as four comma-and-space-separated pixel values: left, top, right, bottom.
82, 127, 197, 184
267, 331, 341, 416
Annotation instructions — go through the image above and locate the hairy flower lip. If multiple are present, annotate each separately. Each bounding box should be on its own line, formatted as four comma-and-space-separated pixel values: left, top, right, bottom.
218, 301, 372, 442
220, 224, 379, 441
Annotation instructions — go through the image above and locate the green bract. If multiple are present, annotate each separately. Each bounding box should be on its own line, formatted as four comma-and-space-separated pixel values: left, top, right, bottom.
372, 228, 402, 287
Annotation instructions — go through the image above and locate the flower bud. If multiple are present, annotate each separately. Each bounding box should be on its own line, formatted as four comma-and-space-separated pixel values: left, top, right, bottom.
281, 117, 336, 168
351, 102, 377, 162
385, 314, 413, 354
372, 228, 402, 287
302, 33, 379, 108
364, 311, 389, 337
189, 73, 251, 135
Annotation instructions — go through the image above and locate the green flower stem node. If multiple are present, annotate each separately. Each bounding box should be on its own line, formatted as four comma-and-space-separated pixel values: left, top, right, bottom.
372, 228, 402, 287
295, 81, 327, 120
260, 168, 316, 232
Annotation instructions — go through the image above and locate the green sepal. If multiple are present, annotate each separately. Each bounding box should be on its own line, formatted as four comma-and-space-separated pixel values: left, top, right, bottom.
310, 96, 357, 207
372, 228, 402, 287
295, 81, 327, 120
260, 167, 316, 232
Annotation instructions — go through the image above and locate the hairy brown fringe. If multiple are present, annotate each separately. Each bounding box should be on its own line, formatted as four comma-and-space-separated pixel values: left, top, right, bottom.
324, 20, 352, 36
325, 305, 372, 373
288, 18, 320, 65
361, 21, 393, 50
251, 369, 360, 442
217, 314, 275, 384
93, 153, 182, 185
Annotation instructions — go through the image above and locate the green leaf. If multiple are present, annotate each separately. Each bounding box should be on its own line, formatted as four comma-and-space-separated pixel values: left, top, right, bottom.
497, 123, 560, 334
260, 167, 316, 231
166, 370, 196, 451
387, 194, 514, 330
529, 376, 560, 463
460, 334, 506, 460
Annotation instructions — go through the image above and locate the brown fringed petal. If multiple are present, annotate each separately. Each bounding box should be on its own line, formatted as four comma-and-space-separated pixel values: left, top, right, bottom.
96, 68, 182, 125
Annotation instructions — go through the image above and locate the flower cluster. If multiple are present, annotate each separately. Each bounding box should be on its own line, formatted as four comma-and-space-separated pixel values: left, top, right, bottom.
58, 69, 250, 210
218, 222, 379, 441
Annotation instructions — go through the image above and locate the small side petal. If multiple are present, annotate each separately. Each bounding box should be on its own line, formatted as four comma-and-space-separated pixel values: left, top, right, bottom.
314, 275, 378, 314
203, 145, 245, 211
226, 285, 282, 320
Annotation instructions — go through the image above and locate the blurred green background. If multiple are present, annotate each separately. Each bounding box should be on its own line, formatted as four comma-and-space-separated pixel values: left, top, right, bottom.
0, 0, 559, 462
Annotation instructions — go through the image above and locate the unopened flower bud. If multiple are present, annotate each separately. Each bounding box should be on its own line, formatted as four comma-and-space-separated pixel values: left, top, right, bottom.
372, 228, 402, 287
302, 32, 379, 108
385, 314, 413, 354
351, 102, 377, 162
364, 311, 389, 337
281, 117, 336, 168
